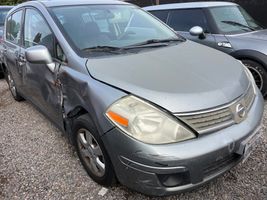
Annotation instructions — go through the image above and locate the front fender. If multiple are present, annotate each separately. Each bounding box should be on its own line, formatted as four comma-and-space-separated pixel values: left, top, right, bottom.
230, 49, 267, 70
59, 66, 127, 137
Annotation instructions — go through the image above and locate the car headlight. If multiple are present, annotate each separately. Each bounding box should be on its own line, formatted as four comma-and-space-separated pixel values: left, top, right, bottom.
106, 95, 196, 144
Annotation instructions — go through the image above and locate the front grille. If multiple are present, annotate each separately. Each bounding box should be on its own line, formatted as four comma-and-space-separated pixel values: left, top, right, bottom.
176, 84, 255, 134
179, 107, 233, 134
203, 154, 241, 177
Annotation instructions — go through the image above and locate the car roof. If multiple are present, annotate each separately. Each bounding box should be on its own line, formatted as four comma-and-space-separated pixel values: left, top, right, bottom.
36, 0, 129, 7
0, 6, 14, 9
144, 1, 237, 11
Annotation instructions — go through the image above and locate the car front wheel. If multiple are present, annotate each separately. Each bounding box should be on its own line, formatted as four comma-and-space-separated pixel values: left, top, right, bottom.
242, 59, 267, 97
0, 63, 4, 79
73, 114, 116, 186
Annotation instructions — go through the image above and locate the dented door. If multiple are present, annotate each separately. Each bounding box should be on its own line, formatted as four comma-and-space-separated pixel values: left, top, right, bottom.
20, 8, 64, 130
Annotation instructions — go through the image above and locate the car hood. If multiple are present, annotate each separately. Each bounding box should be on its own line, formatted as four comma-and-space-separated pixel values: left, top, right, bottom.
230, 29, 267, 41
86, 41, 249, 113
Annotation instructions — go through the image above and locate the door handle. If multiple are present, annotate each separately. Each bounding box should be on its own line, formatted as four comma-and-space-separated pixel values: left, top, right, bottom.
18, 54, 26, 63
18, 54, 26, 67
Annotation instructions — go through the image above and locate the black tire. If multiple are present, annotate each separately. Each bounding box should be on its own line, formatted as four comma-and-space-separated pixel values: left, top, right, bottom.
242, 59, 267, 97
0, 64, 4, 79
6, 71, 24, 101
0, 72, 4, 79
72, 114, 116, 186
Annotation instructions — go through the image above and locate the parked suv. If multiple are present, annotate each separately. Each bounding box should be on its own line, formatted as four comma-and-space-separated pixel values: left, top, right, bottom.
3, 0, 264, 196
0, 6, 13, 78
145, 2, 267, 96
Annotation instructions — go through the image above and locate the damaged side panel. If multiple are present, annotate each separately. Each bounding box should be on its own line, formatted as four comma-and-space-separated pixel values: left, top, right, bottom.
21, 59, 65, 131
58, 65, 127, 137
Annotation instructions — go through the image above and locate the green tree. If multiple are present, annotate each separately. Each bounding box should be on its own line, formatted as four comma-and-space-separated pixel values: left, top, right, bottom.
0, 0, 26, 6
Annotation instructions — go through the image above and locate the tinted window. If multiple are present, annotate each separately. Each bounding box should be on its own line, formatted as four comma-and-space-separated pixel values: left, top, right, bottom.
209, 6, 263, 34
0, 9, 11, 25
24, 9, 54, 55
149, 10, 169, 23
168, 9, 208, 32
6, 10, 23, 45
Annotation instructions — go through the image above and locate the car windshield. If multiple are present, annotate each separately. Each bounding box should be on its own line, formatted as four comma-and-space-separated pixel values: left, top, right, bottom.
209, 6, 263, 34
51, 5, 179, 54
0, 9, 10, 26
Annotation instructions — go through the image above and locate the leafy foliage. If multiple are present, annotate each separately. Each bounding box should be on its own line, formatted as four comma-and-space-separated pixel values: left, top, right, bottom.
0, 0, 26, 6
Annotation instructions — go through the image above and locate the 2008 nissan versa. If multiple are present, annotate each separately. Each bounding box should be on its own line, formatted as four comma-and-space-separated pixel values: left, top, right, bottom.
2, 0, 264, 196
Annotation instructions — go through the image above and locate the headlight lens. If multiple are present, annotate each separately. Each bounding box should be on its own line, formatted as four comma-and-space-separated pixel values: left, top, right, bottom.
106, 95, 196, 144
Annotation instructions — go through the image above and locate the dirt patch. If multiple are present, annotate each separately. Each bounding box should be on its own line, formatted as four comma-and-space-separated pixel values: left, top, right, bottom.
0, 88, 12, 107
0, 172, 9, 198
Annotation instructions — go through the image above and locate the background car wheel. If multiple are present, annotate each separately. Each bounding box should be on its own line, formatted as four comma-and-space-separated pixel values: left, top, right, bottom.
73, 114, 116, 186
6, 71, 24, 101
241, 59, 267, 97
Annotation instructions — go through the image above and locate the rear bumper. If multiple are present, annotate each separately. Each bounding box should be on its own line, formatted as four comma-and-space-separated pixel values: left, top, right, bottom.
102, 90, 264, 196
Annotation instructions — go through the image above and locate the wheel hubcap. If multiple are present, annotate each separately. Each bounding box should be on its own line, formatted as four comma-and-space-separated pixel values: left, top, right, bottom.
247, 66, 264, 91
77, 128, 105, 177
7, 73, 17, 97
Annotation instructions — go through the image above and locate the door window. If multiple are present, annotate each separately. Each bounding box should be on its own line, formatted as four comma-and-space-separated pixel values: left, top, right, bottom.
149, 10, 169, 23
24, 9, 54, 55
168, 9, 208, 32
6, 10, 23, 45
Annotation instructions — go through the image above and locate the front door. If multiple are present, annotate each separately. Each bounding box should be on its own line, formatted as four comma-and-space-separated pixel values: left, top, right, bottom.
20, 8, 64, 130
168, 8, 216, 48
178, 31, 216, 48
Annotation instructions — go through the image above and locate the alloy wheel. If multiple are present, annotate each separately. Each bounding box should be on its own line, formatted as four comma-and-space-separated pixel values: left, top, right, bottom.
247, 66, 264, 91
77, 128, 106, 177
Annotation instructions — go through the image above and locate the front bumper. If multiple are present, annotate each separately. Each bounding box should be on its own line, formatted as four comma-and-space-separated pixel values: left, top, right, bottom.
102, 91, 264, 196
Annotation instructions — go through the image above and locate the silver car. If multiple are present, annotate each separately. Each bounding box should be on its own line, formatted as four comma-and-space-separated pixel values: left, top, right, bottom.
0, 6, 13, 78
145, 2, 267, 97
2, 0, 264, 196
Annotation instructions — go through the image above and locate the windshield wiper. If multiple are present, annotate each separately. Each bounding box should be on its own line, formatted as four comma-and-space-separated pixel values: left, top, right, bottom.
82, 46, 124, 53
221, 20, 256, 31
124, 38, 184, 49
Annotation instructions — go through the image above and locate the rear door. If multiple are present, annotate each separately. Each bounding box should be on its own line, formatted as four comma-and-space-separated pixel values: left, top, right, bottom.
4, 9, 24, 91
167, 9, 216, 47
0, 8, 12, 64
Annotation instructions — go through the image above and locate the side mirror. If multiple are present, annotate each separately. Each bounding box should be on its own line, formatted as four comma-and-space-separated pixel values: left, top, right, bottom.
25, 45, 55, 72
189, 26, 206, 39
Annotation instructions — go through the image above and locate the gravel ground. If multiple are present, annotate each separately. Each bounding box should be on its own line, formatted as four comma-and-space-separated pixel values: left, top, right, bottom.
0, 79, 266, 200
